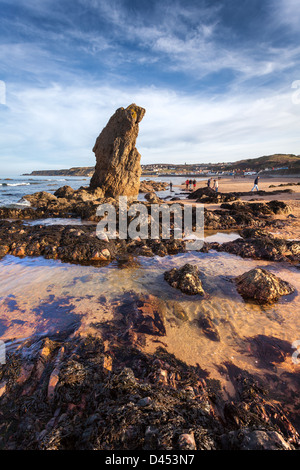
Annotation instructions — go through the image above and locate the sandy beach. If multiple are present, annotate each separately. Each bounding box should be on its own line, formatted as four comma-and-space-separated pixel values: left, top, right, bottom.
176, 175, 300, 239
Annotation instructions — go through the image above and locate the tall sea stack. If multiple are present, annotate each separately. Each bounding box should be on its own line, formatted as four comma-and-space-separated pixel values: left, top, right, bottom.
90, 104, 146, 198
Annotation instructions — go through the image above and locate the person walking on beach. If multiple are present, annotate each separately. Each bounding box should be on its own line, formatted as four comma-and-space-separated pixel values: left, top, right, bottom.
213, 179, 219, 192
207, 178, 211, 188
189, 179, 192, 190
170, 181, 173, 192
192, 179, 196, 190
185, 179, 189, 190
251, 175, 259, 191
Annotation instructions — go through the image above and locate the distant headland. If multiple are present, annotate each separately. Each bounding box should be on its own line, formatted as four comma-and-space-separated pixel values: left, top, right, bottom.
23, 167, 95, 177
23, 153, 300, 177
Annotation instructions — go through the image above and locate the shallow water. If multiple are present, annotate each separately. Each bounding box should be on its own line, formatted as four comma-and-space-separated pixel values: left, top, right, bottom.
0, 251, 299, 393
0, 175, 197, 207
203, 230, 241, 243
0, 175, 91, 206
24, 218, 94, 226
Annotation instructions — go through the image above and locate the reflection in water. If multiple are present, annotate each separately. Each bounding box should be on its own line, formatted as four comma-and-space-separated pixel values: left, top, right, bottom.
204, 231, 241, 243
0, 252, 299, 390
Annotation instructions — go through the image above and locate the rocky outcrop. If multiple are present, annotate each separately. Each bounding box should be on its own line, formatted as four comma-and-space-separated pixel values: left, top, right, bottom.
188, 187, 238, 204
164, 264, 204, 295
0, 219, 188, 265
235, 268, 295, 304
215, 229, 300, 263
24, 191, 58, 207
197, 312, 220, 342
220, 200, 291, 216
1, 330, 299, 449
0, 220, 116, 264
90, 104, 146, 198
119, 293, 166, 337
144, 192, 162, 204
188, 188, 294, 204
24, 186, 105, 208
23, 167, 94, 177
220, 429, 293, 450
139, 180, 168, 193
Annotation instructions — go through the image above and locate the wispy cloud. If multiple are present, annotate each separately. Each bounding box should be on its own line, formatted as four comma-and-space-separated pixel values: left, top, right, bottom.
1, 81, 299, 173
271, 0, 300, 29
0, 0, 299, 173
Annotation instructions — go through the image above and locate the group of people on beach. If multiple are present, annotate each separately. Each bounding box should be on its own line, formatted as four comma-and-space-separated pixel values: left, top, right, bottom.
185, 179, 197, 191
207, 175, 259, 192
171, 174, 260, 195
207, 178, 219, 192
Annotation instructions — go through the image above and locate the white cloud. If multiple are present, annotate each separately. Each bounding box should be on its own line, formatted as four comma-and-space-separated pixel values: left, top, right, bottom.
1, 82, 299, 174
1, 0, 300, 174
2, 0, 299, 87
79, 0, 300, 83
272, 0, 300, 28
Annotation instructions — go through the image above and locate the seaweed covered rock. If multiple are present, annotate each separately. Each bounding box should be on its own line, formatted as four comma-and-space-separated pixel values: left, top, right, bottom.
235, 268, 295, 304
164, 264, 204, 295
54, 185, 75, 199
0, 245, 9, 259
139, 180, 168, 193
123, 294, 166, 336
0, 330, 299, 449
0, 220, 116, 264
265, 200, 291, 215
144, 192, 162, 204
197, 312, 220, 342
217, 230, 300, 262
220, 200, 291, 217
23, 191, 58, 208
90, 104, 146, 198
220, 429, 293, 450
188, 187, 238, 204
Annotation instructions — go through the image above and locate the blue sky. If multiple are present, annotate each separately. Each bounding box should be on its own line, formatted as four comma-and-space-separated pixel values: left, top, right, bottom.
0, 0, 299, 173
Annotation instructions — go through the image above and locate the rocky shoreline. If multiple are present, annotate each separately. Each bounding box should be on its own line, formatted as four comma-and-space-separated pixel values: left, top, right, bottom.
0, 186, 298, 266
1, 326, 299, 450
0, 183, 299, 450
1, 104, 299, 451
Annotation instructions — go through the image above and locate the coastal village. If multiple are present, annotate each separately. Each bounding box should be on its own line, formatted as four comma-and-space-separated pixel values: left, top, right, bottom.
25, 154, 300, 179
141, 161, 295, 177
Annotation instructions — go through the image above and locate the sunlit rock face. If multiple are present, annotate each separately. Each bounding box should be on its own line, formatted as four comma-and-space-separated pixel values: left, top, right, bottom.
90, 104, 146, 199
235, 268, 295, 304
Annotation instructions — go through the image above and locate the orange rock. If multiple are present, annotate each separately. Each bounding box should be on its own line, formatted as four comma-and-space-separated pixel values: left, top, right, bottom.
90, 104, 146, 199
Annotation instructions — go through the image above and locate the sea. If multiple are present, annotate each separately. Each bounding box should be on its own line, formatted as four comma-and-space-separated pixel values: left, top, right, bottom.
0, 174, 206, 207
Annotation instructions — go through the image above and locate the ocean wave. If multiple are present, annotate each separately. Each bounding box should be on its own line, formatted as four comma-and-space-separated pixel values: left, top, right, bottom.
0, 182, 31, 187
14, 198, 31, 207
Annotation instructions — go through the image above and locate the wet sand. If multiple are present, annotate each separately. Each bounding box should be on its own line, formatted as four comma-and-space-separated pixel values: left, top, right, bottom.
176, 175, 300, 239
